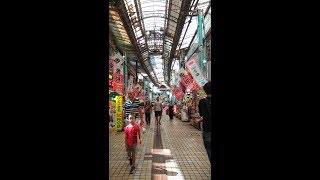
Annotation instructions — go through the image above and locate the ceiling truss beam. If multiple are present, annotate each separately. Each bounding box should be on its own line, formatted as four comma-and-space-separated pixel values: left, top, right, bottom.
166, 0, 193, 86
114, 0, 159, 87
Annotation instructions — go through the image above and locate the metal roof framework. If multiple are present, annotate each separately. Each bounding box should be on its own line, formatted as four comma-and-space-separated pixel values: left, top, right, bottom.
109, 0, 211, 87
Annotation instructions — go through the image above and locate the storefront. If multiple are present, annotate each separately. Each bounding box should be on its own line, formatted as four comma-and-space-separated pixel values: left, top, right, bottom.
188, 89, 206, 130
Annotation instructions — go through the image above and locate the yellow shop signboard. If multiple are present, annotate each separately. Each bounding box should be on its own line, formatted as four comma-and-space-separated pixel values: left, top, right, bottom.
115, 96, 123, 131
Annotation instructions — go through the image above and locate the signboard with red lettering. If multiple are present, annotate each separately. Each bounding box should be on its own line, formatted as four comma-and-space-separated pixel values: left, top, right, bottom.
113, 74, 124, 95
185, 58, 208, 87
173, 86, 182, 95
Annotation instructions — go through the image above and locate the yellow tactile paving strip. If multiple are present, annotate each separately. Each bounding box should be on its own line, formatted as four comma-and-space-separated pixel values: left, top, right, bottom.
109, 109, 211, 180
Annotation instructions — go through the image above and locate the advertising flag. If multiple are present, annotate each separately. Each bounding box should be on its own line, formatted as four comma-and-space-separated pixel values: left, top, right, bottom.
185, 58, 208, 87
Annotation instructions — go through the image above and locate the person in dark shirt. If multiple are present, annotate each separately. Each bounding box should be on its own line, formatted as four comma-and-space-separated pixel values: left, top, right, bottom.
144, 100, 151, 125
168, 103, 174, 120
198, 81, 215, 166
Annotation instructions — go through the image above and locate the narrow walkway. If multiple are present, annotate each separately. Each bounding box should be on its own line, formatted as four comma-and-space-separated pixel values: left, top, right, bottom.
151, 122, 167, 179
109, 109, 211, 180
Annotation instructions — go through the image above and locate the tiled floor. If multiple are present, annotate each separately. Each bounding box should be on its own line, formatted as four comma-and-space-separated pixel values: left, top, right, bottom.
109, 109, 211, 180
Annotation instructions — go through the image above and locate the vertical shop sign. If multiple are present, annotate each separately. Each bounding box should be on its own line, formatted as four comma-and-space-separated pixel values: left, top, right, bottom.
113, 53, 125, 69
113, 53, 124, 75
112, 51, 125, 95
115, 96, 123, 131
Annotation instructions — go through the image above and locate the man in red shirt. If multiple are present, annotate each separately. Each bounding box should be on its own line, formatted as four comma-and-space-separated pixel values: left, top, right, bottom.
124, 113, 142, 174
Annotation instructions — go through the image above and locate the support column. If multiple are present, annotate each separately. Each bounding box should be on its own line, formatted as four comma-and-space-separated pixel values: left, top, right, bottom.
197, 9, 204, 72
124, 53, 127, 94
203, 14, 207, 78
136, 59, 138, 84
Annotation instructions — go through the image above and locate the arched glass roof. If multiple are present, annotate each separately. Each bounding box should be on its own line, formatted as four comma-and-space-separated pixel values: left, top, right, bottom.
109, 0, 211, 87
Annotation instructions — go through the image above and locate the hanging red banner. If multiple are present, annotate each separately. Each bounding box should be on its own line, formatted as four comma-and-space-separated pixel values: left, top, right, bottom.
176, 94, 182, 100
180, 75, 194, 90
176, 92, 183, 100
173, 87, 183, 100
173, 87, 182, 96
